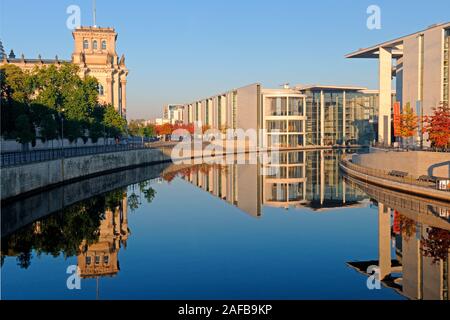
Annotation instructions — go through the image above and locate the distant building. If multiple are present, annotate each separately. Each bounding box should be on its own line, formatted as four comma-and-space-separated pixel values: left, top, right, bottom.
163, 104, 185, 125
346, 22, 450, 146
0, 26, 129, 118
155, 118, 170, 126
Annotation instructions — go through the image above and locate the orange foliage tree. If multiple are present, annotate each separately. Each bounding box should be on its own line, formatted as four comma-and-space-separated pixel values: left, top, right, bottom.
155, 123, 173, 136
398, 103, 418, 139
423, 102, 450, 149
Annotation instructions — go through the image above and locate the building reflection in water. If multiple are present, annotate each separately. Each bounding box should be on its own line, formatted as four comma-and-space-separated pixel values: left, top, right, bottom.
346, 177, 450, 300
166, 150, 369, 217
77, 197, 129, 279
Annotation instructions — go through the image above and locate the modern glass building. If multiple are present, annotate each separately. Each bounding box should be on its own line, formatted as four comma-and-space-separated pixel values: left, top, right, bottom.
179, 83, 391, 148
296, 85, 391, 146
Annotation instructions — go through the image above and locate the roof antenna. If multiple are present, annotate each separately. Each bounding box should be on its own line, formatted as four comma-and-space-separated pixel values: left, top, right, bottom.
93, 0, 97, 27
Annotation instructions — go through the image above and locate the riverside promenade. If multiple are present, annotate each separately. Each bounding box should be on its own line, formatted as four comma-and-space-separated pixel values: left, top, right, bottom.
339, 150, 450, 202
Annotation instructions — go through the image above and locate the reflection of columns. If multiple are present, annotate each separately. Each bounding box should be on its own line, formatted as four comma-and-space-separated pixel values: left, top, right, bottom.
320, 90, 325, 146
343, 179, 346, 204
378, 203, 392, 280
121, 79, 127, 118
320, 150, 324, 205
379, 47, 392, 146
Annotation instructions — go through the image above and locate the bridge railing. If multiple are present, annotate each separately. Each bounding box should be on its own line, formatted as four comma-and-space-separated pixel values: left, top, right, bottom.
1, 143, 155, 167
340, 157, 450, 192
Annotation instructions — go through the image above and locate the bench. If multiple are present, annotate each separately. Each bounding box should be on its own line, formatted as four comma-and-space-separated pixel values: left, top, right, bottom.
417, 175, 438, 183
388, 170, 409, 178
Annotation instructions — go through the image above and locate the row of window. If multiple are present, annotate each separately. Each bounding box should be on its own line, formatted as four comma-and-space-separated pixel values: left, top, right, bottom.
83, 39, 107, 50
85, 255, 109, 265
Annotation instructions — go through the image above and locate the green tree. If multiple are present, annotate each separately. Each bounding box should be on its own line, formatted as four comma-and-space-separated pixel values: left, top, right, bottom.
1, 65, 34, 138
14, 114, 35, 146
39, 113, 59, 142
103, 104, 127, 138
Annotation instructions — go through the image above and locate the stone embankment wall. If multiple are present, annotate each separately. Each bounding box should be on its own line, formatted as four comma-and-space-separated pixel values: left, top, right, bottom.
1, 147, 174, 200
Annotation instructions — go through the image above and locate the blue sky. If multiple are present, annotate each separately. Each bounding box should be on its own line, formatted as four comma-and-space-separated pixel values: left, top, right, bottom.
1, 0, 449, 119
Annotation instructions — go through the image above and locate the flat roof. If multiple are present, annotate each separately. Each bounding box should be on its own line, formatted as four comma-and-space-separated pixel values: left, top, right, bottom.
346, 22, 450, 59
295, 84, 368, 91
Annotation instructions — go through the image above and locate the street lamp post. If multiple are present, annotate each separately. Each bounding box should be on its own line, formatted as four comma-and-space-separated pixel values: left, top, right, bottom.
60, 108, 65, 158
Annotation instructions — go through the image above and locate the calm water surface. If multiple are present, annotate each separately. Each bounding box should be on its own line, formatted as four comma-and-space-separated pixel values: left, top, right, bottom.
2, 150, 449, 300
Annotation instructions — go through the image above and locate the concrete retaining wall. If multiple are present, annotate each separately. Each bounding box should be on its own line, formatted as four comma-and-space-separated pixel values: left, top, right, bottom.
352, 151, 450, 178
1, 148, 172, 200
2, 163, 170, 237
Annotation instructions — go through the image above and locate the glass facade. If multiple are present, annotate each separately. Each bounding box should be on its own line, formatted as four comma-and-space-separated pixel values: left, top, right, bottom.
264, 95, 306, 148
444, 29, 450, 105
301, 88, 378, 146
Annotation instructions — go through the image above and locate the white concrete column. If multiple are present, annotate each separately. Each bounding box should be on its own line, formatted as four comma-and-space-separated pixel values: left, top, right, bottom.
379, 47, 393, 146
320, 90, 325, 146
343, 91, 346, 144
378, 203, 392, 280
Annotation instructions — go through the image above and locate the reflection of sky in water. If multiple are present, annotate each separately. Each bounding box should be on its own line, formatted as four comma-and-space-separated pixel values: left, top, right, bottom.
1, 176, 405, 300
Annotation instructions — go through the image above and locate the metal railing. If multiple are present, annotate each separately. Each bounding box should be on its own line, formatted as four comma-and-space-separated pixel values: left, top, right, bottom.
340, 158, 450, 192
1, 143, 155, 167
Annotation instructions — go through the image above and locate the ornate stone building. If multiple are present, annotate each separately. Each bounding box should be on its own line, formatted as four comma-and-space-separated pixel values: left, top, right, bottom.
0, 26, 128, 118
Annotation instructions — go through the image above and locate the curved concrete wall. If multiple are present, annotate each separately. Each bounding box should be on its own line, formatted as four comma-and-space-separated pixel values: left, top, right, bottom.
1, 148, 172, 200
352, 151, 450, 178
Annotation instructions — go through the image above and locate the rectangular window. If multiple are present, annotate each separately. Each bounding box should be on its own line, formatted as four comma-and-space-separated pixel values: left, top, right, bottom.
232, 92, 237, 129
288, 135, 304, 147
266, 167, 287, 179
289, 97, 304, 116
104, 255, 109, 264
288, 120, 303, 133
95, 256, 100, 265
288, 183, 303, 201
288, 166, 303, 179
269, 97, 287, 116
268, 135, 288, 148
267, 120, 287, 133
288, 152, 304, 164
86, 256, 92, 265
270, 184, 287, 202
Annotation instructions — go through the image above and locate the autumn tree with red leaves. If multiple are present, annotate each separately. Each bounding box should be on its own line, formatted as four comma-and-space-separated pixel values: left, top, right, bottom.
423, 102, 450, 149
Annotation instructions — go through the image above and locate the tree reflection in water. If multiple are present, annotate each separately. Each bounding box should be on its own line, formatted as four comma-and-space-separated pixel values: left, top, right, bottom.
1, 182, 157, 269
422, 228, 450, 264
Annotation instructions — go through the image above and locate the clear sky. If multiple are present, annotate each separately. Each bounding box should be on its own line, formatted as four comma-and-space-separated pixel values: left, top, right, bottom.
1, 0, 449, 120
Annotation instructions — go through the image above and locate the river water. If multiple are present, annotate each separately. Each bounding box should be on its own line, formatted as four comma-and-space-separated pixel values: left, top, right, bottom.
1, 149, 449, 300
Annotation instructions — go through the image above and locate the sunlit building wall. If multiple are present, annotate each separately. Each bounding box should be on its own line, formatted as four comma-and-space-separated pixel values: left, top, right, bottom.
347, 22, 450, 146
181, 84, 307, 149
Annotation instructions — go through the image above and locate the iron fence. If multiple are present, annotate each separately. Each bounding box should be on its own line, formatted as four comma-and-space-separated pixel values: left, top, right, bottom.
1, 143, 155, 167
